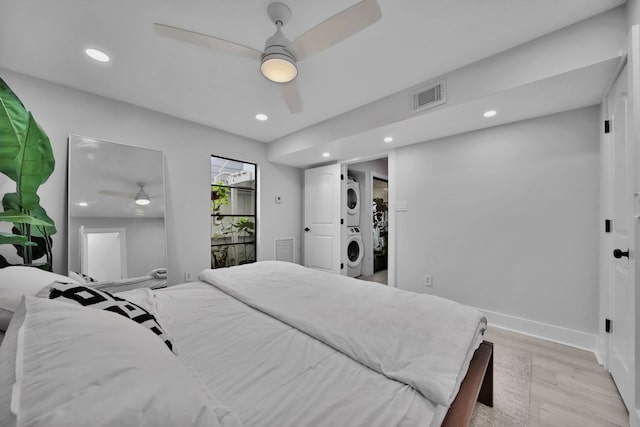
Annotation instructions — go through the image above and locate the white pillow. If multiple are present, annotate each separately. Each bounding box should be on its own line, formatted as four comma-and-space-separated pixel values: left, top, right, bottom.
0, 267, 78, 330
9, 296, 243, 427
0, 292, 158, 427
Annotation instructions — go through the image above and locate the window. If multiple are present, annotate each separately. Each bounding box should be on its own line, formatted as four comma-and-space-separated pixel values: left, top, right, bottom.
210, 156, 256, 268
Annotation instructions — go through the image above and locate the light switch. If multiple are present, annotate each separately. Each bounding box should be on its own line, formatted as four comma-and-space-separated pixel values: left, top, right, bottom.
395, 201, 408, 212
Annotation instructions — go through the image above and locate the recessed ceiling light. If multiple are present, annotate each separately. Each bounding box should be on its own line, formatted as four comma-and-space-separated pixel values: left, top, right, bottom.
483, 110, 497, 118
322, 152, 330, 158
255, 113, 268, 121
383, 136, 393, 143
85, 48, 110, 63
78, 202, 89, 207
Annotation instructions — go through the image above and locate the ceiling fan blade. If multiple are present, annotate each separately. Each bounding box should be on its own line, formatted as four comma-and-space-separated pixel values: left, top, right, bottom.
287, 0, 381, 61
280, 81, 303, 114
154, 23, 262, 60
98, 190, 134, 199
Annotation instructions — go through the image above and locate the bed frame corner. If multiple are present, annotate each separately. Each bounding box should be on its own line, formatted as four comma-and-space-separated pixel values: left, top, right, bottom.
441, 340, 494, 427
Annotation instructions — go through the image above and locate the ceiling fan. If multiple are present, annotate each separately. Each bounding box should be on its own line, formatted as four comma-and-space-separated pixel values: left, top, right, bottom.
153, 0, 382, 113
98, 183, 157, 206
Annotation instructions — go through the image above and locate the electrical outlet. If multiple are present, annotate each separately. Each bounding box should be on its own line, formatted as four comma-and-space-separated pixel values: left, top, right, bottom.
425, 274, 433, 287
184, 271, 192, 282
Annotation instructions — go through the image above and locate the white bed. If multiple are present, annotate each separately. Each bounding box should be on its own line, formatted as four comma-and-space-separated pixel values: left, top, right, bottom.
68, 268, 168, 292
0, 261, 487, 427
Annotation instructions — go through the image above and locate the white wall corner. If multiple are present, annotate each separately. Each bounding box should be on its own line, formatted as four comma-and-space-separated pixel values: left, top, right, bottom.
594, 335, 608, 367
480, 308, 598, 353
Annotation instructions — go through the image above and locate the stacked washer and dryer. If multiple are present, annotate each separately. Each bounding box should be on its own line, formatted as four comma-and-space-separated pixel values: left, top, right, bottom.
345, 176, 364, 277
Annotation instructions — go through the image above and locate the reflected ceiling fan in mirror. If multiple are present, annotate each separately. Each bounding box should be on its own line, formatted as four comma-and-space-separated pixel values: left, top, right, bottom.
153, 0, 382, 113
98, 183, 157, 206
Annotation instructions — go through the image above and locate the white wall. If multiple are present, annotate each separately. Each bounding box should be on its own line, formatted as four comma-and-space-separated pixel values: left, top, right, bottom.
393, 106, 600, 339
629, 0, 640, 27
0, 69, 303, 284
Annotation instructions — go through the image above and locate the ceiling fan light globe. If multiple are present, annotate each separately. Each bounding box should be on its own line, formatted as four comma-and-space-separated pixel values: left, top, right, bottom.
135, 196, 151, 206
261, 48, 297, 83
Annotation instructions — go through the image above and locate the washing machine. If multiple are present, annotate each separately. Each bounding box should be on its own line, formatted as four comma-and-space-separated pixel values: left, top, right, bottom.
346, 226, 364, 277
346, 176, 361, 226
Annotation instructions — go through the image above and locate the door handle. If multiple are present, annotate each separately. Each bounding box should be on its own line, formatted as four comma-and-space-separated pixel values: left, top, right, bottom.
613, 249, 629, 259
304, 227, 310, 232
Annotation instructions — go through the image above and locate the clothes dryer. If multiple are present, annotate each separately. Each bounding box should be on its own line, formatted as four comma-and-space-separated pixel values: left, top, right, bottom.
346, 176, 361, 226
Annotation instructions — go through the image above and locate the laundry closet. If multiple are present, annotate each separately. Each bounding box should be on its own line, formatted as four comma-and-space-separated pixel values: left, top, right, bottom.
344, 157, 388, 284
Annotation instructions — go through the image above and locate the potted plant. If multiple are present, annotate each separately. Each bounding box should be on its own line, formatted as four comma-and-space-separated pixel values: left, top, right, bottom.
0, 77, 56, 270
233, 217, 255, 264
211, 183, 229, 219
211, 223, 235, 268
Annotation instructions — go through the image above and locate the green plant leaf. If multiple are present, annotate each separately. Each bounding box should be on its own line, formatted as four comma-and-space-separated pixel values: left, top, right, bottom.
28, 204, 57, 237
12, 226, 51, 261
0, 193, 55, 233
0, 79, 27, 181
0, 231, 37, 246
0, 78, 56, 268
0, 78, 55, 211
0, 210, 53, 226
1, 192, 19, 211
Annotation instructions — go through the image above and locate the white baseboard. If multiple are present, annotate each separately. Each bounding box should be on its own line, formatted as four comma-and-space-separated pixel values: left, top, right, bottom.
593, 335, 607, 367
477, 308, 598, 353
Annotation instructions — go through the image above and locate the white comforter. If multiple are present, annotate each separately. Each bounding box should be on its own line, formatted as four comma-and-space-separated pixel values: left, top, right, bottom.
156, 282, 443, 427
198, 261, 486, 407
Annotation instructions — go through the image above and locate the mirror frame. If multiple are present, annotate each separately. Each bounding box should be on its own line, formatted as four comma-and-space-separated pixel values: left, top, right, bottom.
67, 135, 167, 284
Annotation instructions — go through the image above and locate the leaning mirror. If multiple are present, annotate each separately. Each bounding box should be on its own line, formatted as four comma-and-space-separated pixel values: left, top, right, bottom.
67, 135, 167, 290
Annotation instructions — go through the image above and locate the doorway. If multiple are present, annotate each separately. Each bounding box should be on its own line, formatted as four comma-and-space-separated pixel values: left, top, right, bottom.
80, 227, 127, 281
345, 157, 388, 285
372, 177, 388, 275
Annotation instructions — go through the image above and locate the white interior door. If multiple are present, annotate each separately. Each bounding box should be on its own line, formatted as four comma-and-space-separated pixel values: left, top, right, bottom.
304, 164, 341, 273
81, 227, 127, 281
607, 63, 635, 411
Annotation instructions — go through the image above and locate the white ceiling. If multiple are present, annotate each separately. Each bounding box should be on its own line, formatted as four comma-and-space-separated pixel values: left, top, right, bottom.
68, 136, 166, 219
0, 0, 626, 161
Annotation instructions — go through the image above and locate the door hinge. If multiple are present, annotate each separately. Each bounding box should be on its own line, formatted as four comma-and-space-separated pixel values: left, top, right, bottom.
341, 174, 344, 180
341, 263, 344, 270
604, 120, 611, 134
605, 318, 611, 333
605, 219, 611, 233
341, 218, 344, 225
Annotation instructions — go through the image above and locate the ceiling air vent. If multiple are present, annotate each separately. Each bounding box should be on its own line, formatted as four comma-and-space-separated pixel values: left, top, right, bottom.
410, 80, 446, 113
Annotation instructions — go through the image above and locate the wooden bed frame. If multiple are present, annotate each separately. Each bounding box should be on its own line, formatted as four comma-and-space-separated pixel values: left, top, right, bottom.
442, 341, 494, 427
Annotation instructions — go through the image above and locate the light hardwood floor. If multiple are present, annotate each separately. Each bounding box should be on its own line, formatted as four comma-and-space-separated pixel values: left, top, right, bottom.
484, 327, 630, 427
358, 269, 388, 285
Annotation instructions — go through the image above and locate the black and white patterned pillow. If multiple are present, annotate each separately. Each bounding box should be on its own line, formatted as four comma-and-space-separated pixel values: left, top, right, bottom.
36, 281, 175, 353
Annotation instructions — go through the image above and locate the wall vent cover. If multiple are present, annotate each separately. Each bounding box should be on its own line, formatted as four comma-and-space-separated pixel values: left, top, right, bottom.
275, 237, 295, 263
410, 80, 446, 113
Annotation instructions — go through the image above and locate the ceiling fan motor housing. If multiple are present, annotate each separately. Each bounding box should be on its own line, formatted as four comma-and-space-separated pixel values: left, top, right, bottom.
261, 26, 297, 83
